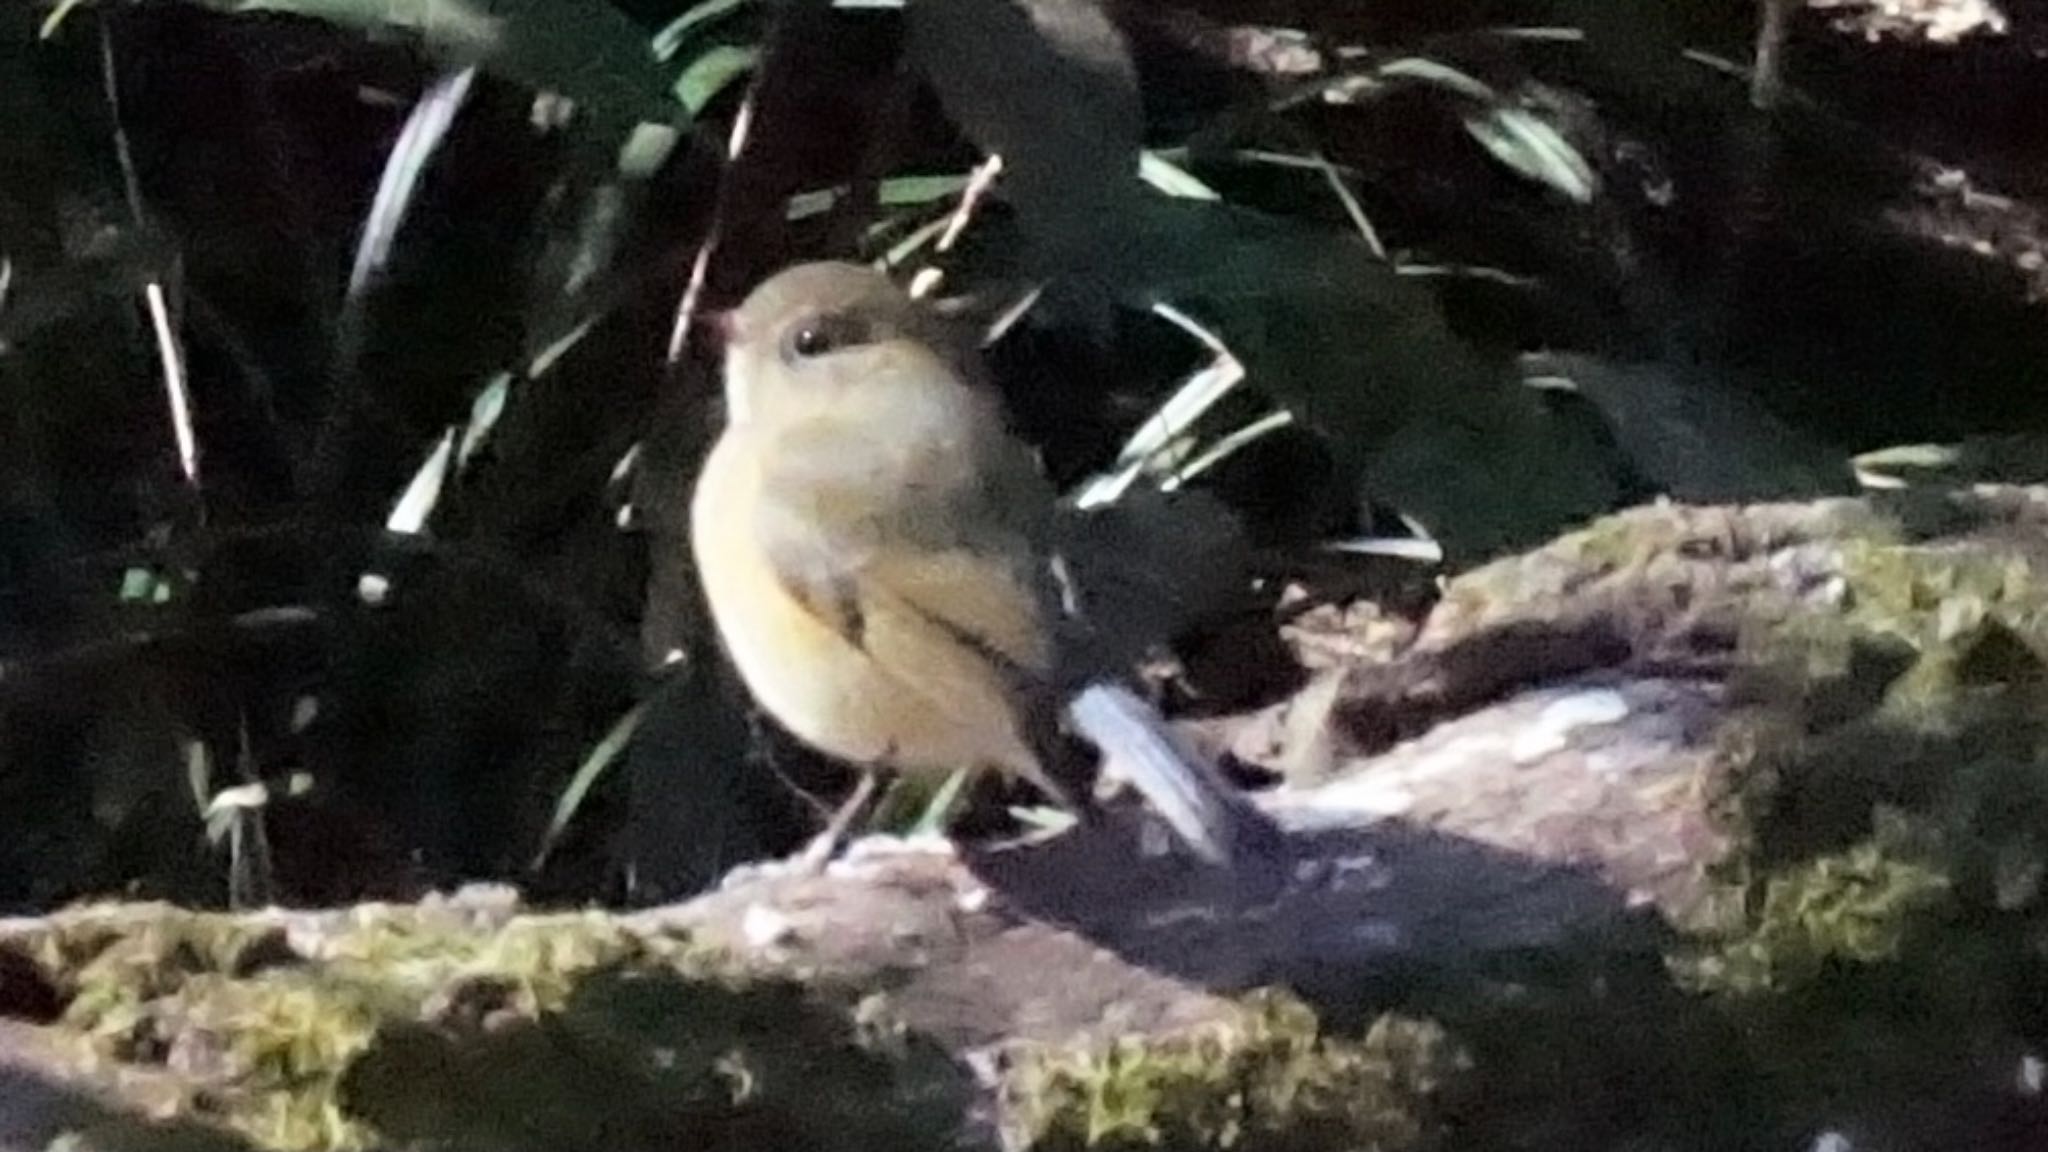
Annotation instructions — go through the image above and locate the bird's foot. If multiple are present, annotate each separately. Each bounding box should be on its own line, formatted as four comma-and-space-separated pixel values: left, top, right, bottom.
792, 771, 883, 876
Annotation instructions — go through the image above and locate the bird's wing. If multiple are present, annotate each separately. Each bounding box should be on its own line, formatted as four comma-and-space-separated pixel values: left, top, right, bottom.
856, 545, 1055, 680
746, 416, 1057, 682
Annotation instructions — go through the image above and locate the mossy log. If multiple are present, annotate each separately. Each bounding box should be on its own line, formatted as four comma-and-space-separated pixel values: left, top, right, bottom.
6, 485, 2048, 1152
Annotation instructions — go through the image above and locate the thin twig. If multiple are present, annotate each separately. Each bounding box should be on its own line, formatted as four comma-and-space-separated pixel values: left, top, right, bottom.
1310, 150, 1386, 259
878, 213, 954, 270
1751, 0, 1792, 110
99, 17, 146, 223
103, 15, 203, 501
1162, 410, 1295, 491
980, 284, 1044, 347
144, 282, 200, 491
936, 153, 1002, 254
1071, 301, 1247, 508
906, 154, 1005, 301
342, 66, 479, 349
0, 255, 14, 352
665, 95, 758, 363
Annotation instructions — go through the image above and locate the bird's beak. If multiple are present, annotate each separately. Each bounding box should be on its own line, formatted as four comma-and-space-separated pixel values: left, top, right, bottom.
706, 308, 741, 352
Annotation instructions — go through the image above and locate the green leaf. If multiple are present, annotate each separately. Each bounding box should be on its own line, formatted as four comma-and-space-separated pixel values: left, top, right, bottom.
651, 0, 759, 62
532, 701, 647, 871
1853, 435, 2048, 489
1375, 56, 1497, 101
117, 567, 176, 604
457, 372, 511, 470
673, 43, 758, 116
1358, 402, 1623, 564
1461, 106, 1598, 203
789, 174, 974, 222
62, 0, 683, 129
1523, 351, 1857, 503
118, 567, 156, 603
1139, 151, 1221, 201
386, 430, 456, 535
907, 769, 971, 838
1124, 197, 1623, 564
879, 174, 974, 206
1367, 57, 1597, 203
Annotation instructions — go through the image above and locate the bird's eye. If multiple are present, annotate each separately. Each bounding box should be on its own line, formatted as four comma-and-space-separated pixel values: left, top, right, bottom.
781, 315, 856, 363
788, 326, 833, 358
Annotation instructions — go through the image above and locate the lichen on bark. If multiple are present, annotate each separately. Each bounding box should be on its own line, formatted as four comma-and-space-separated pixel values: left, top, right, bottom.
1000, 990, 1465, 1152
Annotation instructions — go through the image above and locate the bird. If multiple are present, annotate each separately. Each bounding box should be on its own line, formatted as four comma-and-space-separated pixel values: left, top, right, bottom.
688, 260, 1282, 870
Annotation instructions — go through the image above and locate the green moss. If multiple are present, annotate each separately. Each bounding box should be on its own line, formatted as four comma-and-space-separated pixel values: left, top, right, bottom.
34, 909, 298, 1060
1550, 508, 1685, 573
1828, 538, 2043, 718
12, 903, 742, 1150
8, 900, 980, 1152
1002, 989, 1467, 1151
337, 970, 971, 1152
16, 908, 371, 1149
1672, 820, 1954, 996
157, 972, 383, 1150
1436, 500, 2048, 1023
1674, 503, 2048, 966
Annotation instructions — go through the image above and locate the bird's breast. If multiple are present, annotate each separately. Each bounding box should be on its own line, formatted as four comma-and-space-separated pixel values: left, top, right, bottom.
690, 433, 1041, 778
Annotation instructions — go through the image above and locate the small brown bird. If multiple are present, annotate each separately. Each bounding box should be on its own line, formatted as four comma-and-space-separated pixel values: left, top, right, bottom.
689, 260, 1278, 867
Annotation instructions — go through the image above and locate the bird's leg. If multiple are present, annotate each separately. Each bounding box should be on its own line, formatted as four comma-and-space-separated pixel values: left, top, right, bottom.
794, 769, 883, 873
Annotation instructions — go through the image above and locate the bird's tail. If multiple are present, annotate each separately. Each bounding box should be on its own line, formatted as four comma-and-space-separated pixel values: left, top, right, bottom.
1064, 681, 1286, 868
